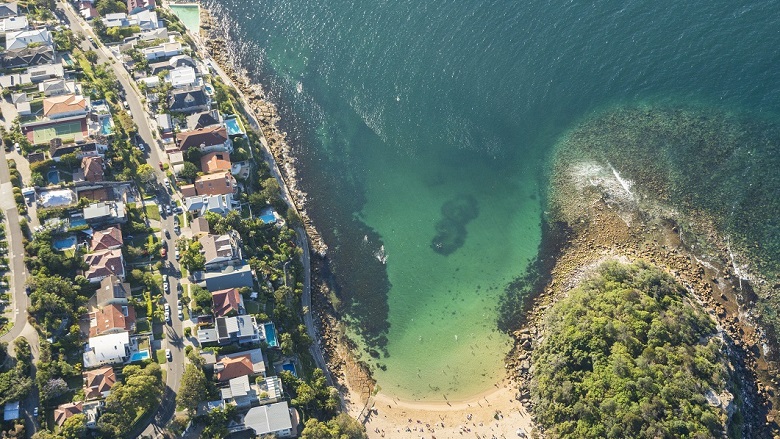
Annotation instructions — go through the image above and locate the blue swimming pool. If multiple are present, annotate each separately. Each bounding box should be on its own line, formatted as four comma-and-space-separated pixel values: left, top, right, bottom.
52, 236, 76, 251
70, 217, 87, 227
100, 117, 113, 135
260, 213, 276, 224
282, 363, 297, 377
129, 351, 149, 362
47, 170, 59, 185
264, 323, 279, 347
225, 118, 244, 136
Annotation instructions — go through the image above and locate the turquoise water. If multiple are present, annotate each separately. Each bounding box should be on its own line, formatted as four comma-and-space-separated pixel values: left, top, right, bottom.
264, 322, 279, 347
129, 351, 150, 362
52, 236, 76, 251
100, 117, 113, 136
169, 4, 200, 34
224, 117, 244, 135
205, 0, 780, 400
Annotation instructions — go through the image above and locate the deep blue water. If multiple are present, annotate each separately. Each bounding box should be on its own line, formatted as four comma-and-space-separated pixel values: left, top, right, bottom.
203, 0, 780, 399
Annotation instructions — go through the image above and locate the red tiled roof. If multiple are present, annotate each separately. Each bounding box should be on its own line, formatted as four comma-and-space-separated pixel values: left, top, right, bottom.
215, 354, 253, 382
200, 152, 231, 174
90, 225, 123, 252
89, 303, 136, 337
83, 249, 124, 282
175, 126, 228, 151
83, 366, 116, 400
192, 171, 236, 196
54, 401, 83, 426
212, 287, 240, 317
43, 94, 87, 118
82, 156, 104, 182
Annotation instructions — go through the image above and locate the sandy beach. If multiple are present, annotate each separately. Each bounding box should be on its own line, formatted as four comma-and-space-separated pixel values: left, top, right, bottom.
343, 374, 534, 439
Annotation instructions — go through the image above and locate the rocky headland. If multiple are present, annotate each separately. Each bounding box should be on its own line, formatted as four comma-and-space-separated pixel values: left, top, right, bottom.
504, 106, 780, 437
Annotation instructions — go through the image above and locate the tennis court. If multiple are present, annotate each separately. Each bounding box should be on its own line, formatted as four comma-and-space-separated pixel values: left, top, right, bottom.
31, 120, 84, 145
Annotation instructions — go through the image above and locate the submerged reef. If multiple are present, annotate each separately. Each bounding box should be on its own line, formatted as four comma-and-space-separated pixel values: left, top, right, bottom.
431, 194, 479, 255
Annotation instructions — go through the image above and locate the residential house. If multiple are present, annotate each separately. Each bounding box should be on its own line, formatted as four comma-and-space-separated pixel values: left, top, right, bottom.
50, 142, 103, 162
43, 94, 89, 120
139, 74, 160, 88
0, 2, 18, 19
214, 349, 265, 381
219, 375, 257, 408
12, 92, 29, 116
256, 376, 284, 405
175, 125, 230, 153
129, 9, 160, 30
102, 12, 134, 28
3, 401, 19, 422
187, 109, 221, 131
165, 65, 197, 88
200, 263, 254, 291
168, 86, 209, 114
39, 78, 77, 97
80, 3, 98, 20
0, 45, 54, 68
54, 402, 83, 427
82, 401, 102, 429
82, 331, 130, 368
27, 63, 65, 83
200, 151, 231, 174
239, 402, 295, 438
83, 249, 125, 283
155, 113, 172, 134
211, 287, 244, 317
216, 315, 260, 345
81, 156, 104, 182
0, 16, 27, 36
200, 233, 241, 270
139, 27, 167, 42
142, 41, 181, 61
5, 28, 52, 50
83, 201, 127, 226
96, 275, 131, 308
83, 366, 117, 399
90, 226, 123, 252
127, 0, 155, 14
195, 171, 237, 196
88, 303, 136, 337
191, 216, 210, 237
185, 193, 234, 216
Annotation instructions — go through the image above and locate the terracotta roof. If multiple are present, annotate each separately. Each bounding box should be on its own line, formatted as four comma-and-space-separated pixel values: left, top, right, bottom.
192, 171, 236, 196
175, 126, 227, 151
212, 288, 241, 317
83, 366, 116, 399
76, 187, 110, 202
200, 152, 232, 174
54, 401, 83, 427
90, 225, 123, 252
81, 156, 104, 182
83, 249, 124, 282
191, 216, 210, 236
215, 354, 254, 382
43, 94, 87, 118
88, 303, 136, 337
180, 184, 197, 198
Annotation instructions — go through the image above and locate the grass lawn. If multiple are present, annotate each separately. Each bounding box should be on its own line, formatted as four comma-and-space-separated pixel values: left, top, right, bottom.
244, 300, 260, 314
155, 348, 166, 364
144, 204, 161, 222
136, 319, 150, 332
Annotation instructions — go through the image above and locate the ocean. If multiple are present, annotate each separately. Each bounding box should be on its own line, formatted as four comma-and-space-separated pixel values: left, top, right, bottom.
198, 0, 780, 401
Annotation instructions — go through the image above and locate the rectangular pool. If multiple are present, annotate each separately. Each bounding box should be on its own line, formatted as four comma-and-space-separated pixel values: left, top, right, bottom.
264, 323, 279, 347
129, 351, 150, 362
52, 236, 76, 251
225, 117, 244, 136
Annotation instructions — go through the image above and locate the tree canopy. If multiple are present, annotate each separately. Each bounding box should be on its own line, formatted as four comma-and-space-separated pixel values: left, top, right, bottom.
531, 261, 731, 439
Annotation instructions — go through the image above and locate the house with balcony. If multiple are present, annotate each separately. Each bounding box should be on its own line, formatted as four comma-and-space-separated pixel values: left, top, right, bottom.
83, 366, 117, 399
142, 41, 181, 61
83, 332, 130, 368
214, 349, 265, 382
83, 201, 127, 226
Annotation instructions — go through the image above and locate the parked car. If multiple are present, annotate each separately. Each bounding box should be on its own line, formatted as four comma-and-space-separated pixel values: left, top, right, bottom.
33, 407, 38, 417
173, 205, 183, 214
164, 229, 170, 239
123, 101, 129, 109
158, 162, 164, 170
163, 282, 169, 293
166, 205, 172, 215
164, 178, 171, 188
160, 247, 167, 258
173, 225, 181, 235
165, 349, 172, 362
178, 310, 184, 321
174, 249, 180, 260
162, 274, 168, 282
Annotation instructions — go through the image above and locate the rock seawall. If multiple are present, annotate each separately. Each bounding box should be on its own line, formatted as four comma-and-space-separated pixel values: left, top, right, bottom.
197, 5, 327, 255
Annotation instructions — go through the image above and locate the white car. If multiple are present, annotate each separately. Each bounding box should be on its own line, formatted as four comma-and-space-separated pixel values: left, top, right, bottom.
174, 249, 180, 260
165, 349, 172, 362
163, 282, 169, 293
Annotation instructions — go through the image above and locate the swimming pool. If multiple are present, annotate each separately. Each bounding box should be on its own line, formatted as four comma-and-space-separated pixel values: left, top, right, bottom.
282, 363, 297, 377
129, 351, 150, 362
225, 118, 244, 136
52, 236, 76, 251
100, 117, 113, 135
260, 213, 276, 224
47, 170, 59, 185
264, 323, 279, 347
70, 217, 87, 228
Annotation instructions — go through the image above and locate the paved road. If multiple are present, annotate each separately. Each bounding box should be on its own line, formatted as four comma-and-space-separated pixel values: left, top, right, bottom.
0, 126, 41, 435
58, 3, 187, 436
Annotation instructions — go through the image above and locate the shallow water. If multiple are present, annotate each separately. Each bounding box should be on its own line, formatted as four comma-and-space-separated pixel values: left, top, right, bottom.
204, 0, 780, 400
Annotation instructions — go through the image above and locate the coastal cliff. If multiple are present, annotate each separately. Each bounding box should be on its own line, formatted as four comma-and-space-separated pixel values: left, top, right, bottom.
504, 105, 780, 437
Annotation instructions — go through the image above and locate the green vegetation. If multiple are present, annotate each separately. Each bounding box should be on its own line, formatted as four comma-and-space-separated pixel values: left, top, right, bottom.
0, 339, 33, 405
301, 413, 368, 439
97, 362, 163, 437
176, 363, 210, 415
531, 261, 731, 439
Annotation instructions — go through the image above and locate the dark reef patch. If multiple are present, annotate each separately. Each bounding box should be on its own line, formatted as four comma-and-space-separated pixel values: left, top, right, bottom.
430, 194, 479, 255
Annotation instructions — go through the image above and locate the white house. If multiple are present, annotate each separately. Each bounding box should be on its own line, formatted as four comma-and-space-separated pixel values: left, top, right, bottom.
6, 28, 52, 50
82, 331, 130, 368
102, 12, 136, 28
240, 402, 295, 438
129, 9, 160, 30
0, 16, 27, 35
185, 193, 234, 216
166, 66, 197, 88
142, 41, 182, 61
